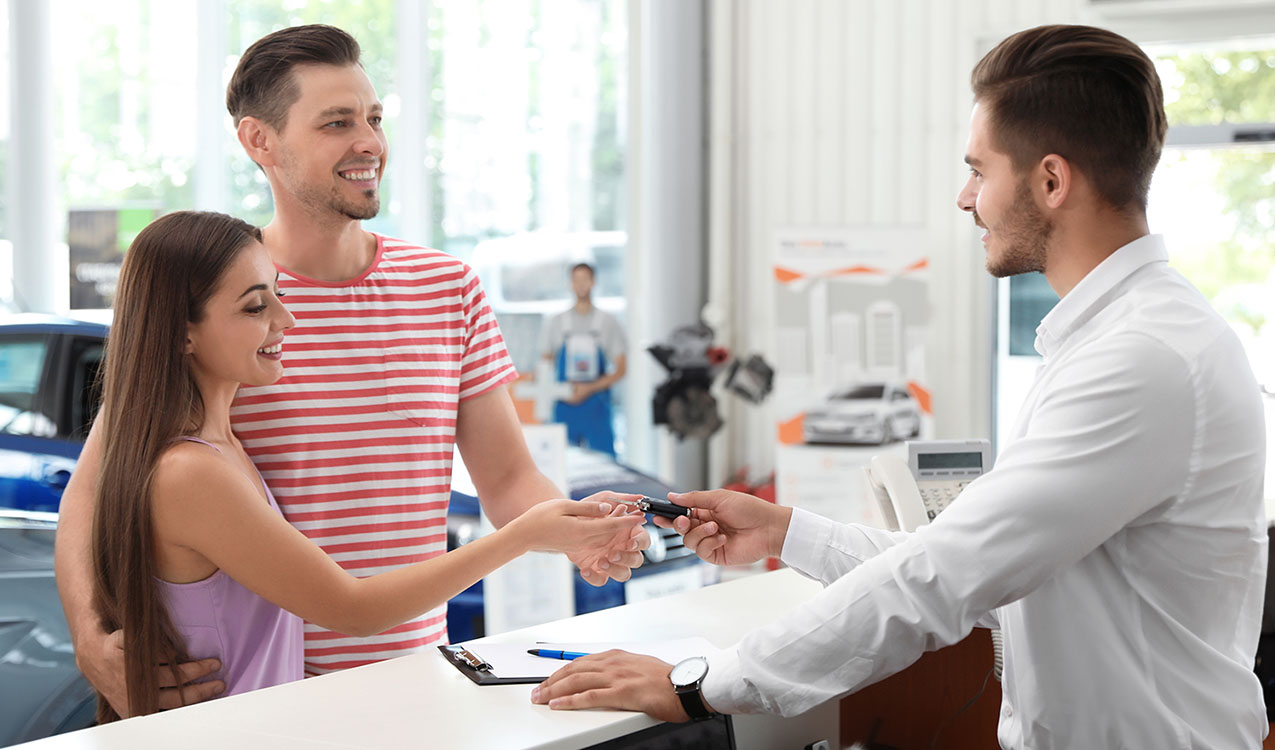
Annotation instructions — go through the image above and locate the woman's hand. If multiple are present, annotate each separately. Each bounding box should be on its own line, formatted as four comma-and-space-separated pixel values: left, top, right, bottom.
512, 497, 646, 556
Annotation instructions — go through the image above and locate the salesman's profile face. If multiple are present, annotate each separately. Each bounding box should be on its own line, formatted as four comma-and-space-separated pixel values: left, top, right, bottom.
272, 63, 388, 221
956, 102, 1050, 278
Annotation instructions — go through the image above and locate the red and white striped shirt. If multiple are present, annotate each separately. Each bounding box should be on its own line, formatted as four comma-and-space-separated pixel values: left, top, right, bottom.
230, 234, 517, 675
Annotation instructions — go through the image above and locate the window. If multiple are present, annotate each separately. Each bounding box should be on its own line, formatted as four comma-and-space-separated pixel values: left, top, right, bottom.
0, 0, 8, 239
0, 335, 54, 438
62, 336, 103, 441
0, 0, 11, 307
428, 0, 628, 260
42, 3, 631, 443
53, 0, 199, 309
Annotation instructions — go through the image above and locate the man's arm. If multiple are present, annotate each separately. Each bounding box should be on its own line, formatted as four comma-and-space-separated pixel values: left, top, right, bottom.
454, 386, 648, 584
536, 334, 1197, 718
567, 354, 626, 404
54, 417, 223, 716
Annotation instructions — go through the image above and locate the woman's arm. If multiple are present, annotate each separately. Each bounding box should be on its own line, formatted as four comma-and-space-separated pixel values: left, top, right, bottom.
150, 445, 642, 637
56, 419, 223, 715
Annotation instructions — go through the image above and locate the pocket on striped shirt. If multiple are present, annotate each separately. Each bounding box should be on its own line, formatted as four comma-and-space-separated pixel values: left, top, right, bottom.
380, 344, 460, 429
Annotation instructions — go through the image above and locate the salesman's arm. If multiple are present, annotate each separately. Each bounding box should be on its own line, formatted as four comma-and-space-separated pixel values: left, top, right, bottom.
54, 417, 223, 716
455, 386, 648, 585
537, 333, 1200, 717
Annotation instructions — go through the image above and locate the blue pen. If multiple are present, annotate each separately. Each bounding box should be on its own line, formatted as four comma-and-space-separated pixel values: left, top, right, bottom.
526, 648, 591, 661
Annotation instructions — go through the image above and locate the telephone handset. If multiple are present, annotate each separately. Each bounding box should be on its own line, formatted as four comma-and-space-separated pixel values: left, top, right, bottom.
863, 439, 992, 532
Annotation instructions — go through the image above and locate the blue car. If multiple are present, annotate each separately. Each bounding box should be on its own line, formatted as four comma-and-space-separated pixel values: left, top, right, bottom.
0, 315, 106, 513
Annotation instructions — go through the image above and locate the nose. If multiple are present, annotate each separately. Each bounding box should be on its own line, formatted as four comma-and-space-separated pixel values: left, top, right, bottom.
273, 296, 296, 332
353, 119, 385, 158
956, 175, 977, 213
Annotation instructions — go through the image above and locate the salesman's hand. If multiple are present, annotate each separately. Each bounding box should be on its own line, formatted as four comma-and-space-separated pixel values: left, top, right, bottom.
530, 650, 694, 722
653, 490, 793, 567
78, 628, 224, 716
566, 492, 651, 586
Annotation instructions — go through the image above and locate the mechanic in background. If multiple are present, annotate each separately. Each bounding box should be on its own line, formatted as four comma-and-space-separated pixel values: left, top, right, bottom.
540, 263, 627, 456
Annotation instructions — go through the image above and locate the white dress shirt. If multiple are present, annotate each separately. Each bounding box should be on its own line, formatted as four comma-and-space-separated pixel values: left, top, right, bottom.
703, 235, 1268, 749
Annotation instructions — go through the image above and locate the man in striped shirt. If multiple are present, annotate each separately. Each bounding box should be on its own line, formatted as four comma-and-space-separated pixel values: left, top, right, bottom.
55, 24, 649, 714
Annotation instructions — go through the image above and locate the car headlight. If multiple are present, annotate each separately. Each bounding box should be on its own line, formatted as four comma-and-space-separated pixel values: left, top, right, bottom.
450, 519, 480, 548
642, 525, 667, 564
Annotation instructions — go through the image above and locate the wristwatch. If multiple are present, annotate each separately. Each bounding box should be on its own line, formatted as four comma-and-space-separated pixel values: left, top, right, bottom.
669, 656, 715, 720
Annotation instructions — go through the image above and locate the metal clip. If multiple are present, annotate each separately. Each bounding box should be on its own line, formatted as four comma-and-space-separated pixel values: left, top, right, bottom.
445, 645, 491, 672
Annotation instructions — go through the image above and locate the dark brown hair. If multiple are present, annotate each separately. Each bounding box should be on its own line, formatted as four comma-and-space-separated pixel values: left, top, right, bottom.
91, 211, 262, 722
971, 24, 1168, 211
570, 262, 595, 277
226, 24, 362, 131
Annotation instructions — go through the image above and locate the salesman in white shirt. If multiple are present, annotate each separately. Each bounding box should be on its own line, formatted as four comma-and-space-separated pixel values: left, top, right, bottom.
532, 23, 1269, 749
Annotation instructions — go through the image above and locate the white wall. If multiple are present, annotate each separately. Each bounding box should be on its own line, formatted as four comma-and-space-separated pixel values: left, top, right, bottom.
707, 0, 1096, 481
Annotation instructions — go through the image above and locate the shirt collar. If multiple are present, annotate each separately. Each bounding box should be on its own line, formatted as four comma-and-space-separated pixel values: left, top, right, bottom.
1034, 234, 1169, 358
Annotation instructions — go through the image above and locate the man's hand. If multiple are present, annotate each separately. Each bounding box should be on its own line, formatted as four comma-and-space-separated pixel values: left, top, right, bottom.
566, 492, 651, 586
530, 650, 695, 722
78, 628, 225, 716
566, 382, 594, 405
653, 490, 792, 567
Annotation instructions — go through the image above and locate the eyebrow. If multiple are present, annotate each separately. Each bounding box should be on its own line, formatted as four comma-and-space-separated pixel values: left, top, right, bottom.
964, 155, 983, 167
315, 103, 384, 119
237, 273, 281, 300
237, 284, 268, 300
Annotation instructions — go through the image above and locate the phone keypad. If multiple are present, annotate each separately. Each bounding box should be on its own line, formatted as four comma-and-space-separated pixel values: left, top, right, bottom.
919, 480, 972, 520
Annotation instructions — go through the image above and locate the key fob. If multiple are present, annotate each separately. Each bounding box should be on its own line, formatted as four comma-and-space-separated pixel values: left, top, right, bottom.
641, 496, 691, 519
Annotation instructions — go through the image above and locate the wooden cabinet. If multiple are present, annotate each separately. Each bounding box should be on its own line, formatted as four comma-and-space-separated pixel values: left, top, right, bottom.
840, 629, 1001, 749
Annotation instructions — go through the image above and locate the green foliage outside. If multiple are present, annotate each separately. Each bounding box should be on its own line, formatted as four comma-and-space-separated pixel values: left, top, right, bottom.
53, 0, 624, 259
57, 3, 194, 218
591, 0, 625, 232
1157, 49, 1275, 335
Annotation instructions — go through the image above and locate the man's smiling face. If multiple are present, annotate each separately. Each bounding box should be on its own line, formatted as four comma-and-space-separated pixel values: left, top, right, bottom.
271, 63, 387, 221
956, 102, 1053, 278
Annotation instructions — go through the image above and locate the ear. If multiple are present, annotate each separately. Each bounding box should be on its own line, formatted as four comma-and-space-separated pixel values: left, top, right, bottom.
236, 116, 278, 168
184, 326, 195, 355
1036, 154, 1071, 210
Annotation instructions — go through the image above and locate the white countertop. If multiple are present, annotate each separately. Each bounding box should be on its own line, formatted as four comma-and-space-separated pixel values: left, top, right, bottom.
18, 568, 834, 750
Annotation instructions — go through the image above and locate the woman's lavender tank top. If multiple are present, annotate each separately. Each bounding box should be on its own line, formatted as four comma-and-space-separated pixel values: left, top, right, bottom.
155, 437, 304, 697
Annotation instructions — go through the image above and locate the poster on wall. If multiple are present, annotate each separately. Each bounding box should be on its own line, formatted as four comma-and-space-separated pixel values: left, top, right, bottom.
67, 206, 157, 309
772, 227, 932, 527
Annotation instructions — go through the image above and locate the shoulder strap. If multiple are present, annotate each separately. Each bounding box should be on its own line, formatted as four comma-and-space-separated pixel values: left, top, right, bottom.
173, 436, 223, 455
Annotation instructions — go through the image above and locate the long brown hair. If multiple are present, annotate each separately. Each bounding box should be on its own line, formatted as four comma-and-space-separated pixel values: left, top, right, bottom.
91, 211, 262, 721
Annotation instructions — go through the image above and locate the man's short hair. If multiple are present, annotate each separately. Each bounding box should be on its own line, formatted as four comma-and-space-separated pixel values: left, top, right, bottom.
226, 24, 362, 131
571, 263, 595, 277
971, 24, 1168, 211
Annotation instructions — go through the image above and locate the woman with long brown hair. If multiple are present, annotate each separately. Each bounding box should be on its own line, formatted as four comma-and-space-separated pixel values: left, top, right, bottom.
90, 210, 642, 721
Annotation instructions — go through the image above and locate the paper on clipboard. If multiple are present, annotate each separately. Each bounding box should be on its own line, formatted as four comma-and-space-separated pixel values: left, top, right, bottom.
453, 637, 714, 681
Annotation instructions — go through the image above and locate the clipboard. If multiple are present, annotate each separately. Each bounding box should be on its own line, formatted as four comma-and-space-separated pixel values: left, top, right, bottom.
439, 638, 716, 686
438, 643, 542, 686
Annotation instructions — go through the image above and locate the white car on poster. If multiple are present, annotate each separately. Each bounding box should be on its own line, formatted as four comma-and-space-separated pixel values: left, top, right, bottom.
802, 381, 922, 445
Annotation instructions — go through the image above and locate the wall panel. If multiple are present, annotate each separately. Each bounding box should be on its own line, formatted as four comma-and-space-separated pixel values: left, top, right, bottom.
711, 0, 1088, 477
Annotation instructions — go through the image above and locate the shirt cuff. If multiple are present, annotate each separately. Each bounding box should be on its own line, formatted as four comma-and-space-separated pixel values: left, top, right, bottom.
701, 646, 757, 715
780, 507, 835, 578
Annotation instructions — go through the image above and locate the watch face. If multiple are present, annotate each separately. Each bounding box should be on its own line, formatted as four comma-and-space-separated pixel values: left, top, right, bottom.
670, 656, 708, 687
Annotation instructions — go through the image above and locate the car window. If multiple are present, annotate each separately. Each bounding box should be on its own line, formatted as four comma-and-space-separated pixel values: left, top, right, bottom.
0, 335, 57, 438
65, 337, 104, 441
833, 384, 885, 400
